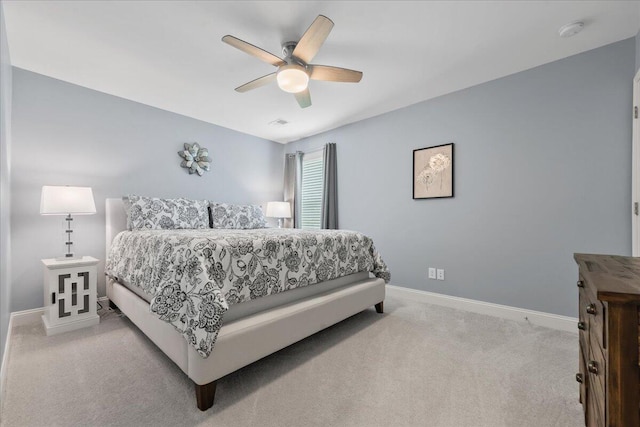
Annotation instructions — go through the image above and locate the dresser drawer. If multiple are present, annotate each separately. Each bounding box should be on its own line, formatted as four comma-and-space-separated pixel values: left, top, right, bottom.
579, 280, 606, 350
578, 288, 589, 351
586, 397, 604, 427
578, 345, 588, 407
587, 333, 606, 417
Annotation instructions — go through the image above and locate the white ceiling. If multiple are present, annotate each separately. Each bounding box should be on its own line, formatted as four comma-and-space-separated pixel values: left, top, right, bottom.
3, 1, 639, 143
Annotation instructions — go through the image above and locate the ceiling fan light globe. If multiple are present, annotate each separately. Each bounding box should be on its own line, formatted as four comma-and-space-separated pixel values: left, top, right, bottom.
277, 64, 309, 93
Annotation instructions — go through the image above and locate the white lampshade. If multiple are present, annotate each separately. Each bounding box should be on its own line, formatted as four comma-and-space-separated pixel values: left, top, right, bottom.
266, 201, 291, 218
276, 64, 309, 94
40, 186, 96, 215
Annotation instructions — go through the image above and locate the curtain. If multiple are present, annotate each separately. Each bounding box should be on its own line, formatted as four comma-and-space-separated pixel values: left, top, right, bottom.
283, 152, 302, 228
321, 143, 338, 229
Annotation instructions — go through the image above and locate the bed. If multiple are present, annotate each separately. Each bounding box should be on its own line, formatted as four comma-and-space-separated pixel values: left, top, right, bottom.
104, 198, 389, 410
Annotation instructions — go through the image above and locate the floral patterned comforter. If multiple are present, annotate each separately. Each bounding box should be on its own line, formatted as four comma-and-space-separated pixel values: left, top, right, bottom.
105, 228, 390, 358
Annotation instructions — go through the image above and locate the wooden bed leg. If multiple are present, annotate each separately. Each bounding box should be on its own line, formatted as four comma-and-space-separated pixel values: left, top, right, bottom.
375, 301, 384, 314
195, 381, 217, 411
108, 300, 118, 310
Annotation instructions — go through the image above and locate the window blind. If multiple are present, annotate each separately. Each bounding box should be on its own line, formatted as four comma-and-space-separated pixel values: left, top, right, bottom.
300, 151, 324, 229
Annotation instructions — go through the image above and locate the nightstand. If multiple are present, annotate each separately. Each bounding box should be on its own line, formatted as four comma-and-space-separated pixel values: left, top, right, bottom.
42, 256, 100, 335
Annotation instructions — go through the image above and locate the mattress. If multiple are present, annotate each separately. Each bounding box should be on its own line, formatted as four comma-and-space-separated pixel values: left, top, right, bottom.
105, 228, 390, 357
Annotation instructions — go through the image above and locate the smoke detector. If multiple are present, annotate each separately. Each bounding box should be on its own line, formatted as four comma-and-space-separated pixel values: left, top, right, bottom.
558, 21, 584, 38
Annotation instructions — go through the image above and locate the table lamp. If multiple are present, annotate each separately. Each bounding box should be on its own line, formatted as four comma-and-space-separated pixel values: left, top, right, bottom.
266, 201, 291, 228
40, 185, 96, 259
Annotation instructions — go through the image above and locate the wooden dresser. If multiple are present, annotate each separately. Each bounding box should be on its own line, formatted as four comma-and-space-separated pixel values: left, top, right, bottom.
574, 254, 640, 427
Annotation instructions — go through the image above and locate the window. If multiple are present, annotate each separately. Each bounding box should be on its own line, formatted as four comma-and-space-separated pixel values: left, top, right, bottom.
300, 150, 324, 229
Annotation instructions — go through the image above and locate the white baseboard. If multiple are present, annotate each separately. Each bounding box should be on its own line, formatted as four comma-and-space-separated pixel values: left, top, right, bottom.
9, 306, 45, 327
386, 285, 578, 334
0, 296, 109, 403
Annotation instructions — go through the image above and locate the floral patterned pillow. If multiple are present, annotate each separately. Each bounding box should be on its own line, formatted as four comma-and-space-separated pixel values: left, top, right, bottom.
209, 203, 267, 229
123, 196, 210, 230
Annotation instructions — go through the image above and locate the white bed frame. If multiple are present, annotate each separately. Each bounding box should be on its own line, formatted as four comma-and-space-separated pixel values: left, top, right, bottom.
105, 198, 386, 410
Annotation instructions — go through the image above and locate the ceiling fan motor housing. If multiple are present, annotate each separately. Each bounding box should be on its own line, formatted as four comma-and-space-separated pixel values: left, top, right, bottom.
282, 41, 299, 60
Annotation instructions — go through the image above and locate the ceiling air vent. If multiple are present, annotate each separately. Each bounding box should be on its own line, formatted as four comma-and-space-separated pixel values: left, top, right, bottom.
269, 119, 289, 127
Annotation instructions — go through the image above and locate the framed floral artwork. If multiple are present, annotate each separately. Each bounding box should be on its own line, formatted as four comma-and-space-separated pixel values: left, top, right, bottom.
413, 143, 454, 199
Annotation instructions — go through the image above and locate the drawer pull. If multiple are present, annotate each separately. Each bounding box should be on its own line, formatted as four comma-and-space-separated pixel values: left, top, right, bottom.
575, 373, 583, 383
577, 321, 586, 330
588, 361, 599, 375
586, 304, 597, 315
577, 280, 584, 288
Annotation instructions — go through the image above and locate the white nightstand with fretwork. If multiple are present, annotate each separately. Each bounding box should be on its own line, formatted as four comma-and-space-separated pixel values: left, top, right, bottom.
41, 256, 100, 335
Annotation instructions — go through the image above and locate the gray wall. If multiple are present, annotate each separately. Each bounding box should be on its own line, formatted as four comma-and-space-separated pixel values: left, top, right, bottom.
636, 4, 640, 72
0, 3, 12, 362
288, 38, 635, 318
10, 69, 285, 312
4, 36, 637, 320
636, 30, 640, 72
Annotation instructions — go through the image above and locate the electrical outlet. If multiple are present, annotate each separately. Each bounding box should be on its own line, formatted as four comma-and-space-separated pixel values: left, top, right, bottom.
428, 268, 436, 279
436, 269, 445, 281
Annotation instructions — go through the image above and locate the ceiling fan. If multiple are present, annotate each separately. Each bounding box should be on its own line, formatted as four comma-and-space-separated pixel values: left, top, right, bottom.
222, 15, 363, 108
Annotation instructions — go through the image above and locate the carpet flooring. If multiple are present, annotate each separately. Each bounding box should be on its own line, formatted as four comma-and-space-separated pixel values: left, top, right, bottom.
0, 294, 583, 427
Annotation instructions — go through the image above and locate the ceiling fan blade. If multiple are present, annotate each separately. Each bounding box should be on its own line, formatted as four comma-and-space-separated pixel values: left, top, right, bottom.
235, 73, 277, 93
292, 15, 334, 63
294, 88, 312, 108
309, 65, 363, 83
222, 35, 285, 67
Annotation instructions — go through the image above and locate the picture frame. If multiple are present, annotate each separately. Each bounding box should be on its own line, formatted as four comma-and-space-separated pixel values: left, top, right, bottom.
413, 143, 454, 199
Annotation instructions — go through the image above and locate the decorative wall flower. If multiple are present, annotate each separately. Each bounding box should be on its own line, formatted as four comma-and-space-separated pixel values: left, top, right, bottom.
178, 143, 211, 176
